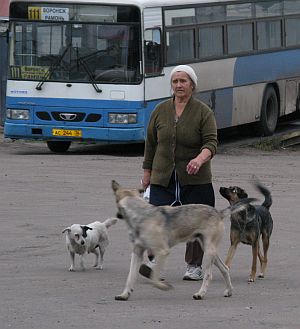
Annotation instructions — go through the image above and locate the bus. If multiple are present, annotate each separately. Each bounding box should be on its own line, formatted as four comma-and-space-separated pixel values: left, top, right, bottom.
4, 0, 300, 152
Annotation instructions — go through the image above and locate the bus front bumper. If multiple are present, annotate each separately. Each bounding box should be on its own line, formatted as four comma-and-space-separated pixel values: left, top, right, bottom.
4, 123, 145, 143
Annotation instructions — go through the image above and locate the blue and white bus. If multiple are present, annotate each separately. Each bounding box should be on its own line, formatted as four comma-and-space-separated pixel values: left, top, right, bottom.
5, 0, 300, 152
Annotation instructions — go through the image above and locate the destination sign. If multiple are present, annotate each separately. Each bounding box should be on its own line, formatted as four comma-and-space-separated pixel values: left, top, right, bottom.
28, 7, 69, 21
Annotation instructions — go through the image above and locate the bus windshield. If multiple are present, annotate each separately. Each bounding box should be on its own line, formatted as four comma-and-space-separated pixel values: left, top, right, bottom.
9, 20, 142, 84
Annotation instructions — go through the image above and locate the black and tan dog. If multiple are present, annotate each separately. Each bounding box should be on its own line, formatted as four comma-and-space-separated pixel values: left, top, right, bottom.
219, 181, 273, 282
111, 180, 257, 301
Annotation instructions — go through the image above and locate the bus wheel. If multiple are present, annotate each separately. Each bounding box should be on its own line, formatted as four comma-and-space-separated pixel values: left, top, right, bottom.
256, 86, 278, 136
47, 141, 71, 153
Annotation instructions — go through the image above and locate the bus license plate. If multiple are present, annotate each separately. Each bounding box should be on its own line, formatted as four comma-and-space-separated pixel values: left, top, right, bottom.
52, 129, 82, 137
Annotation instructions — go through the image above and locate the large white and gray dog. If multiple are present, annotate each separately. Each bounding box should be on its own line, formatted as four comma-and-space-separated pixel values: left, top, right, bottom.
62, 218, 117, 271
111, 180, 256, 301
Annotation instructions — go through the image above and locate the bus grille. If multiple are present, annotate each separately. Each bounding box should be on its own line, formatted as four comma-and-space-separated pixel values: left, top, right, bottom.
51, 112, 85, 122
36, 112, 51, 121
36, 111, 102, 123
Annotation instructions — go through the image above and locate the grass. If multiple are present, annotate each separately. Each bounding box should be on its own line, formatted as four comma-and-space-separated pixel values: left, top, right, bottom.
251, 136, 283, 151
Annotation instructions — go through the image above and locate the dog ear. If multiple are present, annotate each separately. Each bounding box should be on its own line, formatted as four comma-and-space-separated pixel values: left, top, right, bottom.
112, 180, 121, 192
239, 189, 248, 199
81, 225, 93, 231
62, 227, 71, 234
80, 225, 93, 238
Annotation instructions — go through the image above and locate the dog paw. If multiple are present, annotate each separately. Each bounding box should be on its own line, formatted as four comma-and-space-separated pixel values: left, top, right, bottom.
153, 281, 173, 291
193, 293, 204, 300
69, 267, 75, 272
224, 289, 232, 297
258, 273, 264, 279
95, 265, 103, 270
115, 293, 130, 301
248, 277, 255, 283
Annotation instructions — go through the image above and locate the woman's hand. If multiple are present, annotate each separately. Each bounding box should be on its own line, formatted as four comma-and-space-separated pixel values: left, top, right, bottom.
141, 169, 151, 189
186, 149, 212, 175
186, 159, 202, 175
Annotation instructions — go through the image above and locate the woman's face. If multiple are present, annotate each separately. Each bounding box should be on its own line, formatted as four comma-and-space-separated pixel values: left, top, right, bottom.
171, 71, 194, 99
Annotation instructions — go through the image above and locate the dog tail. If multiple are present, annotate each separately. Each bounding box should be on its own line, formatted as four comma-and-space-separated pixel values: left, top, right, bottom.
252, 179, 272, 209
220, 197, 258, 218
103, 217, 118, 228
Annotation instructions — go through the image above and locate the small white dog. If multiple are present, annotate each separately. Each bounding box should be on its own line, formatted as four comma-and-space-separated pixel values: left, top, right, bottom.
62, 218, 117, 271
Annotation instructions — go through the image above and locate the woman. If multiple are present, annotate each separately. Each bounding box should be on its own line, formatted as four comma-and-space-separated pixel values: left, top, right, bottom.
141, 65, 218, 280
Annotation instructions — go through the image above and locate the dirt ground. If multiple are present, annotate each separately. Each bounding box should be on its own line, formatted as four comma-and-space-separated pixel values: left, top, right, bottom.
0, 127, 299, 329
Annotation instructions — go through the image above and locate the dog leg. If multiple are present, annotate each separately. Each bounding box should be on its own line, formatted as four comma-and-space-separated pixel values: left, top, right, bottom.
249, 241, 258, 282
80, 254, 86, 271
225, 238, 239, 269
151, 249, 172, 291
115, 245, 144, 301
258, 233, 270, 278
98, 246, 105, 270
214, 255, 233, 297
93, 248, 103, 270
69, 251, 76, 271
257, 248, 264, 278
193, 249, 214, 300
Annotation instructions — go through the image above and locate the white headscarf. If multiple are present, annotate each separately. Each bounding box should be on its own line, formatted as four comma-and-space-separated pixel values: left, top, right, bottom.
170, 65, 198, 87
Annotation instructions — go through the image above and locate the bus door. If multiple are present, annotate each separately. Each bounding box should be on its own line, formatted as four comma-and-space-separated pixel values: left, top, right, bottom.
143, 7, 164, 127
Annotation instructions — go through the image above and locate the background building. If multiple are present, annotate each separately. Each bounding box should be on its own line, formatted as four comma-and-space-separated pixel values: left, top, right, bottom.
0, 0, 9, 126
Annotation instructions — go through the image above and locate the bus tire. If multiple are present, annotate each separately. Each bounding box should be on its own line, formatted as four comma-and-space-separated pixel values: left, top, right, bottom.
256, 86, 278, 136
47, 141, 71, 153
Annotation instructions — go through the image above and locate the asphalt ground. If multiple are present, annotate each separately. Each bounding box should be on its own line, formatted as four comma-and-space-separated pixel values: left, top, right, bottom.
0, 121, 299, 329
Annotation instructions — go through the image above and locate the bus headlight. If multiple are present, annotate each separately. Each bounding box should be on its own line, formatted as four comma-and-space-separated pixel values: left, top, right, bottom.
6, 109, 30, 120
109, 113, 137, 124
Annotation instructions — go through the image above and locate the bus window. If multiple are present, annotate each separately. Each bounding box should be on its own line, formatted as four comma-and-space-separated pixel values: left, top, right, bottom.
226, 3, 253, 20
255, 1, 283, 17
284, 0, 300, 15
195, 6, 225, 23
166, 29, 195, 64
9, 21, 142, 83
286, 17, 300, 47
199, 25, 224, 58
257, 19, 282, 50
165, 8, 196, 26
227, 22, 254, 54
144, 28, 162, 75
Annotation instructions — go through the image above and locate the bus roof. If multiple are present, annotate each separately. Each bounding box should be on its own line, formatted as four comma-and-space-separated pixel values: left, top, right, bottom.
9, 0, 241, 10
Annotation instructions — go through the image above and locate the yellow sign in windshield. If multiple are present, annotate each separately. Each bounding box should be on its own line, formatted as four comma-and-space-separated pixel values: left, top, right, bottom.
20, 66, 49, 80
10, 66, 49, 80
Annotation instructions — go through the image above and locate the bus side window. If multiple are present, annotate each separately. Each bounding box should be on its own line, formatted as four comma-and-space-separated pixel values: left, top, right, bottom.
144, 28, 162, 75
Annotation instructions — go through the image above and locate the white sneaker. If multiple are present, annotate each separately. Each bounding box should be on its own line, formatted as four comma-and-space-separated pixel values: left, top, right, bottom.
183, 264, 196, 279
183, 265, 203, 281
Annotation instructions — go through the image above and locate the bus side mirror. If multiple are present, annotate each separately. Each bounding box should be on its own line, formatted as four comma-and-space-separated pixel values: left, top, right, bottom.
146, 41, 159, 61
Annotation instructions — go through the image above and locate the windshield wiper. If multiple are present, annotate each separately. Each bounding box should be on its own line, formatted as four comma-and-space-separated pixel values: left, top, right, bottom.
76, 56, 102, 93
35, 43, 71, 91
